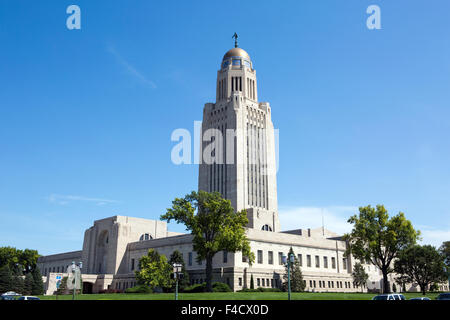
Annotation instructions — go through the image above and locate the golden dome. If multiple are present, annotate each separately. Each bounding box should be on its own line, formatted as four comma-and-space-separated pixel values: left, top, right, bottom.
222, 48, 251, 61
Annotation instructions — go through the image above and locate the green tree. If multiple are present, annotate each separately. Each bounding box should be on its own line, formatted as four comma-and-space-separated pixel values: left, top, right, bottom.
282, 247, 305, 292
0, 247, 39, 274
394, 244, 447, 295
31, 267, 44, 295
135, 249, 172, 290
161, 191, 254, 292
0, 265, 13, 293
392, 283, 397, 293
168, 250, 190, 291
23, 273, 34, 295
11, 268, 24, 294
352, 262, 369, 292
57, 276, 68, 295
439, 241, 450, 281
250, 274, 254, 289
343, 205, 420, 293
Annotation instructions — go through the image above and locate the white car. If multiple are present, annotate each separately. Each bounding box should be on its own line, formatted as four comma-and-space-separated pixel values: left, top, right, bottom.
17, 296, 40, 300
372, 294, 406, 300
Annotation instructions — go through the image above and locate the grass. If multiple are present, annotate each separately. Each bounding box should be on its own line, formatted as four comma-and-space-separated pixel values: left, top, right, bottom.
37, 291, 440, 300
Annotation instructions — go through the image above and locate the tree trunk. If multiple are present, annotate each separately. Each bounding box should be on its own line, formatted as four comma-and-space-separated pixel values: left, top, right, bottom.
205, 255, 213, 292
420, 284, 426, 296
382, 269, 390, 294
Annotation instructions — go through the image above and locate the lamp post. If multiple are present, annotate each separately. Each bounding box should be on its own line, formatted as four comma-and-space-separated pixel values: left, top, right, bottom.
173, 263, 183, 301
70, 261, 82, 300
283, 253, 295, 300
71, 261, 76, 300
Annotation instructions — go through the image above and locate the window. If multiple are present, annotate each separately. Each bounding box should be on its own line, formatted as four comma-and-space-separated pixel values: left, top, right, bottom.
324, 257, 328, 268
298, 254, 302, 266
307, 255, 311, 267
331, 257, 336, 269
309, 280, 313, 287
257, 278, 260, 286
139, 233, 152, 241
131, 258, 135, 271
242, 255, 247, 263
223, 251, 228, 263
315, 256, 320, 268
268, 251, 273, 264
257, 250, 263, 264
261, 224, 272, 231
343, 258, 347, 270
239, 278, 242, 286
188, 252, 193, 266
278, 252, 284, 265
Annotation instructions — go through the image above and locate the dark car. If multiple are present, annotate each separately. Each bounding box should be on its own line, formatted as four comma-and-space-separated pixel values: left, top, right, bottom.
436, 293, 450, 300
0, 295, 17, 301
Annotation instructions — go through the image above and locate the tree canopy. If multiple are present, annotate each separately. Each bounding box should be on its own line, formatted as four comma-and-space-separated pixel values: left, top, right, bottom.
351, 262, 369, 292
343, 205, 420, 293
161, 190, 254, 292
394, 244, 447, 295
135, 249, 172, 290
282, 247, 306, 292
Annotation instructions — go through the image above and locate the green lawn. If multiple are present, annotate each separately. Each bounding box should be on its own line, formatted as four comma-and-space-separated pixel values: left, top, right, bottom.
38, 291, 440, 300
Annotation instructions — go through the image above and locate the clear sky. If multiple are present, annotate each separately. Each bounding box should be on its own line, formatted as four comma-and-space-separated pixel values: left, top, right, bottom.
0, 1, 449, 255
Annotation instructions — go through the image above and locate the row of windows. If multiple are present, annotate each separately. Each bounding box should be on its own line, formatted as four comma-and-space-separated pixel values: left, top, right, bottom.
252, 250, 348, 270
309, 280, 355, 289
43, 265, 69, 275
246, 123, 268, 209
115, 281, 136, 290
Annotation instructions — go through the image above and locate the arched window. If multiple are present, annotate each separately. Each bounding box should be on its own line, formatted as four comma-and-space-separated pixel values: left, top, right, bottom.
139, 233, 153, 241
261, 224, 272, 232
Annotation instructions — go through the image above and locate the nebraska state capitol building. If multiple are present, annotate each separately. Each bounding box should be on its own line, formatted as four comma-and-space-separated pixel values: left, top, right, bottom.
38, 43, 395, 295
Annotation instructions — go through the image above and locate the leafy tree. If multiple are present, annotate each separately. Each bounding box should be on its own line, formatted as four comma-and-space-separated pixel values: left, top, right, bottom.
135, 249, 172, 290
282, 247, 305, 292
352, 262, 369, 292
392, 283, 397, 293
343, 205, 420, 293
23, 273, 34, 295
250, 274, 254, 289
11, 268, 24, 294
439, 241, 450, 281
0, 265, 13, 293
161, 191, 254, 292
168, 250, 190, 291
0, 247, 39, 274
57, 276, 68, 295
31, 267, 44, 295
394, 244, 446, 295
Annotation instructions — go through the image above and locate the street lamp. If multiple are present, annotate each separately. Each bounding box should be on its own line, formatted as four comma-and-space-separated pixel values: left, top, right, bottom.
70, 261, 82, 300
173, 263, 183, 301
283, 254, 295, 300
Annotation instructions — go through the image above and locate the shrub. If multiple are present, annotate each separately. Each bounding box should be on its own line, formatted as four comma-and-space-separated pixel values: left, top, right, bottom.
183, 283, 206, 293
183, 282, 233, 293
237, 287, 281, 293
212, 282, 232, 292
98, 289, 123, 294
125, 285, 153, 294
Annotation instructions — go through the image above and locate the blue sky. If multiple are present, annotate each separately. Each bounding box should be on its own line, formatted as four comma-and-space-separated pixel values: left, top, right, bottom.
0, 1, 449, 255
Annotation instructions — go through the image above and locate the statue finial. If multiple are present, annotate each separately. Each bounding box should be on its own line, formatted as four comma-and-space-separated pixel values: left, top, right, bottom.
232, 33, 238, 48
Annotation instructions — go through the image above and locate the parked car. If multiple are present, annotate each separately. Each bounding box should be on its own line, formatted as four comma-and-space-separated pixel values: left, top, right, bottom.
410, 297, 431, 300
372, 294, 406, 300
1, 291, 21, 300
17, 296, 40, 301
436, 293, 450, 300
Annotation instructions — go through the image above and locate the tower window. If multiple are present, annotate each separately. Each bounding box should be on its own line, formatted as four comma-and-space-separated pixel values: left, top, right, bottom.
261, 224, 272, 231
139, 233, 152, 241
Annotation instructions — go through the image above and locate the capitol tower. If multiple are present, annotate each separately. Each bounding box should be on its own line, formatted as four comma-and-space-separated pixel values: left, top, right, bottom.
198, 38, 280, 232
